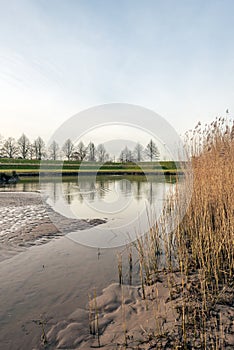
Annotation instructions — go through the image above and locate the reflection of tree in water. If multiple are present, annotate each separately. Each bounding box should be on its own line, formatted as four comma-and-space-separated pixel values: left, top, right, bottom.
77, 192, 84, 204
78, 178, 96, 201
63, 182, 74, 204
46, 181, 58, 204
146, 180, 159, 205
119, 179, 132, 194
149, 180, 153, 205
96, 178, 109, 199
56, 177, 163, 206
137, 180, 141, 199
133, 180, 142, 201
87, 180, 96, 201
52, 182, 57, 203
131, 179, 156, 203
68, 177, 111, 202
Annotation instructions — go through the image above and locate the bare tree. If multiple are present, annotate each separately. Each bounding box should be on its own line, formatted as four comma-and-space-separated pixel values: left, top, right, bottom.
48, 140, 60, 160
18, 134, 30, 159
134, 142, 144, 162
2, 137, 18, 158
119, 150, 125, 162
87, 142, 96, 161
34, 137, 46, 160
62, 139, 74, 160
28, 143, 34, 159
145, 139, 160, 161
127, 150, 134, 162
97, 144, 108, 162
75, 141, 87, 161
0, 135, 4, 157
119, 146, 133, 162
105, 153, 110, 162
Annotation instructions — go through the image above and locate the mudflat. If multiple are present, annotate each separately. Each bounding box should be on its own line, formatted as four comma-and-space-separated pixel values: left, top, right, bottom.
0, 192, 121, 350
0, 191, 105, 262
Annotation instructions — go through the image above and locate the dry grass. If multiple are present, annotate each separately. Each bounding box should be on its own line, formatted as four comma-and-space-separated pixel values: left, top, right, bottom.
181, 117, 234, 281
132, 117, 234, 348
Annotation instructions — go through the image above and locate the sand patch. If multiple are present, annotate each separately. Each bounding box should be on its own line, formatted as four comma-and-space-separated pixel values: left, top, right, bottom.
0, 192, 106, 261
40, 272, 234, 349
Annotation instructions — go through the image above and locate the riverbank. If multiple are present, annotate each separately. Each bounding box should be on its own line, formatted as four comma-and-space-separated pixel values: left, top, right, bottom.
16, 170, 181, 176
43, 271, 234, 349
0, 159, 183, 177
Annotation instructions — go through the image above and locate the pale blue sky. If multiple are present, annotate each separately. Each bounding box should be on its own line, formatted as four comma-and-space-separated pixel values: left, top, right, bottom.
0, 0, 234, 140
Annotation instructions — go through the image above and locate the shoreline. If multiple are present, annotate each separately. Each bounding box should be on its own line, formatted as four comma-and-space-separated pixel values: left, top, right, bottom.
0, 170, 181, 177
41, 269, 234, 349
0, 191, 106, 262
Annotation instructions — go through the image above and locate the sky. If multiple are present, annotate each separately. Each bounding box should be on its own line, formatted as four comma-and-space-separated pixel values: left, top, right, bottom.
0, 0, 234, 143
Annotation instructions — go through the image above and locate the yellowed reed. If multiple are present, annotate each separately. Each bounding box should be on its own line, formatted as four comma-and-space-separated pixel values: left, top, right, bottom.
132, 118, 233, 347
178, 118, 234, 288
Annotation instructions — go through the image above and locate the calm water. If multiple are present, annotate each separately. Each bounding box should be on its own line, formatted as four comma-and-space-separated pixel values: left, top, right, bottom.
0, 175, 174, 349
2, 175, 174, 248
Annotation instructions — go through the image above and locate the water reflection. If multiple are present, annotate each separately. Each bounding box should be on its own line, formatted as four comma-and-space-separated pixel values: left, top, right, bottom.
41, 175, 172, 219
55, 177, 163, 206
0, 176, 172, 207
0, 175, 175, 248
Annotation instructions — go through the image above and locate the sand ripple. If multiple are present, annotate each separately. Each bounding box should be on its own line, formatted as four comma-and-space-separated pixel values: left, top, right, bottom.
0, 192, 105, 261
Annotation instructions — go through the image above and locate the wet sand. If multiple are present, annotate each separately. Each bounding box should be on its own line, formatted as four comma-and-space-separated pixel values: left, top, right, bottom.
0, 192, 117, 349
0, 192, 105, 262
0, 234, 131, 349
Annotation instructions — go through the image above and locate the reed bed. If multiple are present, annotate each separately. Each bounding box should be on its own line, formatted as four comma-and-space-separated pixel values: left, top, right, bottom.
131, 117, 234, 348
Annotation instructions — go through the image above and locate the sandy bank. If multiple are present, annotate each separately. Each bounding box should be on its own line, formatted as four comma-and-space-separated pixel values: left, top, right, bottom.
0, 192, 105, 262
43, 272, 234, 349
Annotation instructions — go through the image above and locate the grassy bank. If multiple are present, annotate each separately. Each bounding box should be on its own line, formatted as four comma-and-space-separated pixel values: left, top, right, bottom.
0, 160, 182, 176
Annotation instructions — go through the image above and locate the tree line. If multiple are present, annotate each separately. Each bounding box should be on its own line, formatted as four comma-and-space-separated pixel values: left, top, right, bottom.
0, 134, 160, 162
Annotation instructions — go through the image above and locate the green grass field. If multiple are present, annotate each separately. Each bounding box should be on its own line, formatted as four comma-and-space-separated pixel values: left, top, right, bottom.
0, 158, 182, 176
